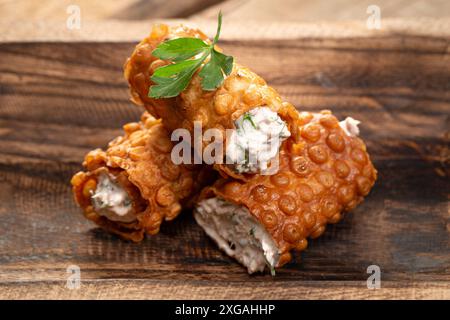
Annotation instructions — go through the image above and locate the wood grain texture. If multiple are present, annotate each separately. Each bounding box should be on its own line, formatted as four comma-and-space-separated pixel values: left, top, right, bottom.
0, 0, 225, 21
112, 0, 224, 20
0, 31, 449, 299
0, 281, 448, 300
2, 18, 450, 42
196, 0, 450, 21
2, 0, 449, 23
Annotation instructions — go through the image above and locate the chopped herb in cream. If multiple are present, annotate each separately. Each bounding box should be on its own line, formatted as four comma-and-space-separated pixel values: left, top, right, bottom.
226, 107, 290, 173
91, 173, 135, 223
194, 197, 280, 274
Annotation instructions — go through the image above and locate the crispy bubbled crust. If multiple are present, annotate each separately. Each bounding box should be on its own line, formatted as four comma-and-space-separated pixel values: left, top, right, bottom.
124, 24, 300, 180
71, 112, 211, 242
124, 24, 210, 132
198, 111, 377, 267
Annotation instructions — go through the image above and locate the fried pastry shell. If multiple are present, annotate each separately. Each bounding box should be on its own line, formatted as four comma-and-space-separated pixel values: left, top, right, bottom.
71, 112, 212, 241
124, 24, 300, 180
197, 111, 377, 268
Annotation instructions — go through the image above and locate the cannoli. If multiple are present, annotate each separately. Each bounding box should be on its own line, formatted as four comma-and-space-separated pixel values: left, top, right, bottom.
71, 112, 212, 242
124, 24, 300, 179
194, 111, 377, 274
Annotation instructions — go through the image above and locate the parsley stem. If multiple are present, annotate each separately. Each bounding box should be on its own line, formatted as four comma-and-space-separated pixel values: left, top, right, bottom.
213, 11, 223, 45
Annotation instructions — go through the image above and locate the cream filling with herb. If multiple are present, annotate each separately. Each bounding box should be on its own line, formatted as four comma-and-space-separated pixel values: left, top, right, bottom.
91, 173, 135, 223
339, 117, 360, 137
226, 107, 290, 173
194, 197, 279, 275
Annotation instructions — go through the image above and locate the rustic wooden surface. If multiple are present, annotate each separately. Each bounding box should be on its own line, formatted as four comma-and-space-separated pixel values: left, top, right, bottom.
0, 21, 449, 299
199, 0, 450, 21
0, 0, 223, 21
2, 0, 449, 22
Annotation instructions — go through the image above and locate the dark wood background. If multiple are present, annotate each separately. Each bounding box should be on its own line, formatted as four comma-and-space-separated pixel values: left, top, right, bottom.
0, 26, 449, 298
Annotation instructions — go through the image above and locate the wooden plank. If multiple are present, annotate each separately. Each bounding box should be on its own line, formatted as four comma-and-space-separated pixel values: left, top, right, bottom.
112, 0, 225, 19
0, 0, 225, 21
2, 0, 449, 24
0, 281, 448, 299
195, 0, 450, 21
1, 18, 450, 42
0, 30, 449, 299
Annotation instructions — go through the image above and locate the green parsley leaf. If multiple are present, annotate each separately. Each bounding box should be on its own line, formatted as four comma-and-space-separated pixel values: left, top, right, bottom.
199, 50, 234, 90
149, 11, 234, 99
152, 38, 209, 62
150, 58, 204, 98
152, 59, 200, 78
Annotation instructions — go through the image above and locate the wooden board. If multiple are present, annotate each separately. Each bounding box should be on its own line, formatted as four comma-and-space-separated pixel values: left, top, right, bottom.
0, 0, 225, 21
198, 0, 450, 21
2, 0, 449, 23
0, 24, 449, 299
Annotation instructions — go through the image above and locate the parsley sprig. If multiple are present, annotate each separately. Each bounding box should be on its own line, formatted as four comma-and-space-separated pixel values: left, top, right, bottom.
149, 12, 234, 99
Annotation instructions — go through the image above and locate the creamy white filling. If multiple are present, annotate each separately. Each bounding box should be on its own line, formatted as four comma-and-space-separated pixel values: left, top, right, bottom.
194, 197, 279, 274
226, 107, 290, 173
339, 117, 360, 137
91, 173, 135, 223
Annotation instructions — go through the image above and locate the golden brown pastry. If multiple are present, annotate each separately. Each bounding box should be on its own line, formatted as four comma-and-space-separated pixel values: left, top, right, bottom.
71, 112, 213, 242
194, 111, 377, 274
124, 24, 300, 180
